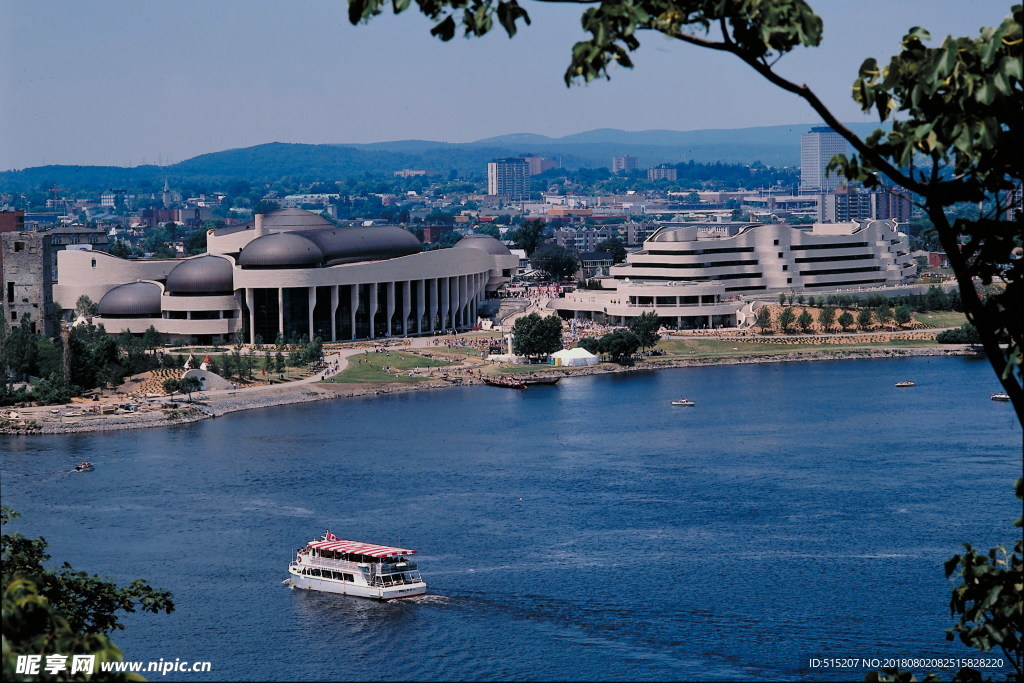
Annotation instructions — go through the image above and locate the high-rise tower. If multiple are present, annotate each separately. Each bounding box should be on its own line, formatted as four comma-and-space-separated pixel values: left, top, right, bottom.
800, 127, 847, 193
487, 158, 530, 200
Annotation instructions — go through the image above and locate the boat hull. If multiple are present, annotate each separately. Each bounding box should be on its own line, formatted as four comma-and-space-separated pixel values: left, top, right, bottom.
288, 568, 427, 600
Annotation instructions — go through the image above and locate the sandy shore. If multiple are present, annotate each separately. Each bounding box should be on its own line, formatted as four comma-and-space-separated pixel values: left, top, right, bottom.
1, 344, 974, 436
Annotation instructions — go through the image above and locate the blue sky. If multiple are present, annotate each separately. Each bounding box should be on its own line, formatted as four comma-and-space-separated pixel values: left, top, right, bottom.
0, 0, 1013, 170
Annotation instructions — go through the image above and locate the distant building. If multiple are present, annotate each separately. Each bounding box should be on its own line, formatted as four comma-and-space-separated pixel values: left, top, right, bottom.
487, 158, 530, 200
800, 127, 847, 193
100, 189, 128, 208
44, 225, 110, 281
647, 166, 677, 182
394, 169, 428, 178
612, 155, 637, 173
579, 252, 614, 278
524, 155, 555, 175
817, 187, 912, 223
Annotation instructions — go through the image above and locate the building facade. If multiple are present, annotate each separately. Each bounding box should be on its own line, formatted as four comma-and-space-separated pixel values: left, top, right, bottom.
800, 127, 847, 193
647, 166, 678, 181
487, 158, 530, 200
612, 155, 637, 173
549, 220, 915, 328
2, 231, 53, 334
53, 210, 518, 345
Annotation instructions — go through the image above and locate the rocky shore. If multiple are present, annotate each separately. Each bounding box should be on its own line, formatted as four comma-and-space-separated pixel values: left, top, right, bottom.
4, 345, 974, 436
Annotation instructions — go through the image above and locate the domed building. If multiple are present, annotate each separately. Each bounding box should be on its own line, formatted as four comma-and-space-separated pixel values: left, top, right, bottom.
54, 209, 519, 344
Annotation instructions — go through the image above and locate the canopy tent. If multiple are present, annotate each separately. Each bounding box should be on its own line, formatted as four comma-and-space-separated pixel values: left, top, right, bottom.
550, 347, 600, 367
307, 540, 416, 557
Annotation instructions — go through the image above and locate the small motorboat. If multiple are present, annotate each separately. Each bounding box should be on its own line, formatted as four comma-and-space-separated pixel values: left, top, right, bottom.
73, 462, 94, 472
671, 398, 696, 406
990, 392, 1010, 402
894, 381, 916, 387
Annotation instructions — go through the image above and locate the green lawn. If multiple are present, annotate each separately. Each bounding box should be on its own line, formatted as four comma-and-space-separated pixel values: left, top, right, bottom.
915, 311, 968, 328
652, 336, 941, 361
327, 351, 454, 384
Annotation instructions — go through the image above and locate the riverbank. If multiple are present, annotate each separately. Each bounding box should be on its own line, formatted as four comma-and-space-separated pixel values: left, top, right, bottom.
2, 344, 976, 435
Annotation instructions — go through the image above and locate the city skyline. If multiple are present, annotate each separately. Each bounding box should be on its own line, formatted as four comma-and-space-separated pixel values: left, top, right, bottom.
1, 0, 1013, 170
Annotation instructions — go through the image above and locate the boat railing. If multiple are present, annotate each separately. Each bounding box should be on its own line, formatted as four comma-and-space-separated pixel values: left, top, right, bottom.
371, 571, 423, 587
306, 557, 366, 572
379, 562, 418, 574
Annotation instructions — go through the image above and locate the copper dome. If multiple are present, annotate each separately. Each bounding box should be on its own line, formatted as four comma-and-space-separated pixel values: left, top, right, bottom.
165, 255, 235, 294
97, 282, 162, 317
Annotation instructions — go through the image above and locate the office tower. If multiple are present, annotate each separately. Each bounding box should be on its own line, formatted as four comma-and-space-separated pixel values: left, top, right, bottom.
612, 155, 637, 173
800, 127, 847, 193
487, 158, 530, 200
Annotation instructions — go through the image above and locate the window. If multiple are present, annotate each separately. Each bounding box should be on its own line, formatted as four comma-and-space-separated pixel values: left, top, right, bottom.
773, 239, 779, 245
91, 259, 97, 268
786, 278, 792, 283
6, 282, 13, 303
782, 265, 788, 271
778, 252, 783, 258
14, 242, 24, 252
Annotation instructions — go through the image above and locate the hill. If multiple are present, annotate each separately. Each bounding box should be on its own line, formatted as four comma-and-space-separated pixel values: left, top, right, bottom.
0, 122, 887, 191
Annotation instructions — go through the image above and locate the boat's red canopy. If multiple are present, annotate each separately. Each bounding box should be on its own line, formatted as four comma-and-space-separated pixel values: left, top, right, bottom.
307, 540, 416, 557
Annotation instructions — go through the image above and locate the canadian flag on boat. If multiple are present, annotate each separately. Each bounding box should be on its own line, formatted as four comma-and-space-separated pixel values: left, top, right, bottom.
325, 531, 339, 541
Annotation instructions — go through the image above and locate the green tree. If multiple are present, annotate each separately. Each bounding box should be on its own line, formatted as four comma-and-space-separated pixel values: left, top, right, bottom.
894, 304, 914, 326
179, 376, 201, 400
595, 236, 627, 263
142, 325, 162, 351
598, 329, 640, 362
838, 310, 855, 332
577, 337, 601, 355
530, 244, 579, 281
819, 306, 837, 333
475, 224, 501, 239
778, 307, 796, 333
797, 310, 814, 333
511, 219, 545, 256
875, 304, 895, 331
857, 308, 874, 331
754, 306, 773, 333
778, 293, 787, 306
626, 310, 661, 350
74, 295, 98, 318
511, 313, 563, 358
162, 378, 180, 398
2, 508, 172, 635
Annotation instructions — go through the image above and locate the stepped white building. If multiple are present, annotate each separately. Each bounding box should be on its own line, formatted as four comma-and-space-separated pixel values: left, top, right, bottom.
549, 220, 915, 329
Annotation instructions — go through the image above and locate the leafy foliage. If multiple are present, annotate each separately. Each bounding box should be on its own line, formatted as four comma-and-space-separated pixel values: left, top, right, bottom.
1, 508, 174, 636
936, 323, 983, 344
511, 313, 563, 357
530, 244, 580, 281
597, 329, 640, 362
626, 311, 661, 350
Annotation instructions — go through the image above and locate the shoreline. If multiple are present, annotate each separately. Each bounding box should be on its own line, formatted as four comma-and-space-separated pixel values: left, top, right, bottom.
4, 345, 976, 436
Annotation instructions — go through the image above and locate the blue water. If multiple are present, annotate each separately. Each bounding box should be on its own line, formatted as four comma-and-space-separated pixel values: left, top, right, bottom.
2, 356, 1020, 681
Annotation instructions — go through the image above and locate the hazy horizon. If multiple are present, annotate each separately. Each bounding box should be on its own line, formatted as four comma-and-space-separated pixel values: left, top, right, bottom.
1, 0, 1013, 170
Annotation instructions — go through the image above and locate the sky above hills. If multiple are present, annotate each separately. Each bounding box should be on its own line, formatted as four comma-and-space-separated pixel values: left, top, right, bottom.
0, 0, 1013, 170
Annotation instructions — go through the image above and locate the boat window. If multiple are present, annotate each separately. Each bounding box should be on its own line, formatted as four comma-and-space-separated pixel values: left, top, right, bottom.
343, 573, 354, 582
310, 568, 321, 577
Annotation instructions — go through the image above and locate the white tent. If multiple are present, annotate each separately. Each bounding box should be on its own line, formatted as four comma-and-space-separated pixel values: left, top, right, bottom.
550, 347, 600, 367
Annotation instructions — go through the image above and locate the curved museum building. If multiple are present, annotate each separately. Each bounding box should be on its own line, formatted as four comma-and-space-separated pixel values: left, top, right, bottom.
550, 219, 916, 329
53, 209, 518, 344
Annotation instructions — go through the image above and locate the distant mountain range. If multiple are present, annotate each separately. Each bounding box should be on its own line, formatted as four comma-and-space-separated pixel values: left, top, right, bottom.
0, 123, 887, 192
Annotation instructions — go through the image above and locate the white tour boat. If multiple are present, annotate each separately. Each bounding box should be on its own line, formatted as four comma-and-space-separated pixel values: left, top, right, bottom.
287, 533, 427, 600
671, 398, 696, 406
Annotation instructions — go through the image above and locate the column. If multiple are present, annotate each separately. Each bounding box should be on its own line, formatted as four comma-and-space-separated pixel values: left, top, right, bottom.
367, 282, 378, 339
329, 286, 339, 342
245, 288, 255, 344
385, 281, 395, 337
308, 286, 316, 341
350, 285, 359, 341
278, 288, 285, 339
416, 279, 426, 335
402, 281, 412, 336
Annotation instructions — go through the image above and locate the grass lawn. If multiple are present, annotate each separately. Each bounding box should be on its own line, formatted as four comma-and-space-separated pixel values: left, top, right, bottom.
654, 337, 941, 361
915, 311, 968, 328
328, 351, 454, 384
